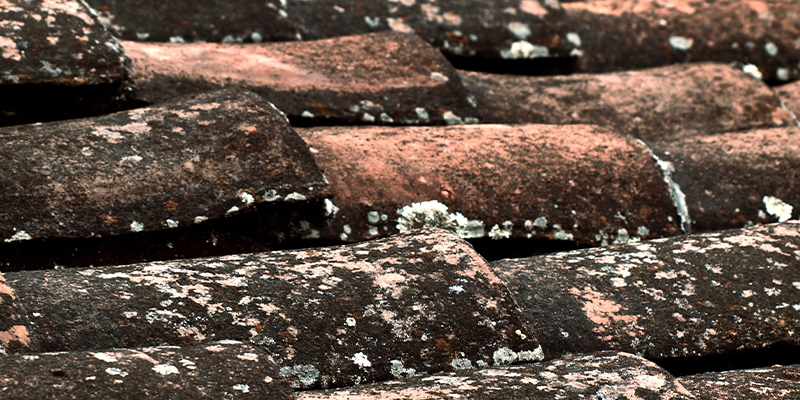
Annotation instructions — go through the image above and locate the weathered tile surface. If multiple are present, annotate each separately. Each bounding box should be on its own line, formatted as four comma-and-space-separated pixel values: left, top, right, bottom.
676, 363, 800, 400
298, 124, 681, 245
0, 341, 293, 399
125, 32, 477, 126
649, 127, 799, 233
2, 229, 539, 389
85, 0, 570, 60
775, 80, 800, 124
462, 63, 792, 141
493, 222, 800, 360
299, 351, 694, 400
0, 88, 328, 242
0, 0, 131, 125
563, 0, 800, 82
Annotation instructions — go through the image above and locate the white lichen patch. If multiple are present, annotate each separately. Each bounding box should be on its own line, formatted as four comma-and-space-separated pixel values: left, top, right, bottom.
566, 32, 582, 47
765, 42, 779, 57
130, 221, 144, 233
4, 230, 31, 243
285, 192, 307, 201
324, 199, 339, 217
396, 200, 484, 238
105, 367, 128, 377
165, 219, 179, 228
194, 216, 208, 224
500, 41, 549, 59
237, 353, 259, 361
351, 352, 372, 368
612, 228, 630, 245
92, 352, 120, 363
492, 345, 544, 366
415, 107, 430, 121
390, 360, 417, 378
241, 192, 254, 204
226, 206, 240, 215
645, 143, 691, 233
152, 364, 179, 375
553, 224, 573, 241
489, 221, 513, 240
507, 22, 531, 40
743, 64, 763, 80
668, 36, 693, 51
450, 358, 473, 371
763, 196, 793, 222
264, 189, 281, 202
232, 384, 250, 393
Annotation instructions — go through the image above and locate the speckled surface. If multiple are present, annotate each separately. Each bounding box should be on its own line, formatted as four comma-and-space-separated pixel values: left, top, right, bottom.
83, 0, 570, 60
125, 32, 477, 126
0, 88, 328, 241
494, 221, 800, 360
563, 0, 800, 82
3, 228, 538, 389
0, 341, 293, 399
462, 62, 792, 141
298, 351, 694, 400
677, 363, 800, 399
298, 123, 681, 245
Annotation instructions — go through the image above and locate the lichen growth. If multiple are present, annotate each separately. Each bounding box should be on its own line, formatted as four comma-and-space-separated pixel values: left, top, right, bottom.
489, 221, 513, 240
763, 196, 793, 222
396, 200, 484, 238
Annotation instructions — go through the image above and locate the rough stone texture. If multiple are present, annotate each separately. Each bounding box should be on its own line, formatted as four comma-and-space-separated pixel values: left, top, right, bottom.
0, 0, 131, 126
298, 351, 694, 400
125, 32, 477, 126
462, 62, 793, 142
297, 124, 681, 246
0, 341, 294, 399
775, 80, 800, 124
2, 229, 539, 389
677, 363, 800, 400
0, 88, 328, 242
85, 0, 570, 61
649, 127, 800, 234
563, 0, 800, 83
493, 222, 800, 360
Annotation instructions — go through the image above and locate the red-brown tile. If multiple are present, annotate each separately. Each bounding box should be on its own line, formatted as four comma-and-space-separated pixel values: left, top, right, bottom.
462, 62, 792, 141
297, 124, 681, 245
493, 222, 800, 360
125, 32, 477, 125
3, 229, 538, 390
0, 342, 293, 399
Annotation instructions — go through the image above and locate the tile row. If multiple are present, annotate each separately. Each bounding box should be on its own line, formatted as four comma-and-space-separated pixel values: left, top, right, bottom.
1, 223, 799, 397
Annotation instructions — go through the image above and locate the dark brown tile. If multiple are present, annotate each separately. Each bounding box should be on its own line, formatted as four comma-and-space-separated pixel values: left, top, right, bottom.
125, 32, 477, 125
299, 351, 694, 400
296, 123, 681, 246
85, 0, 570, 60
649, 127, 799, 233
2, 228, 538, 390
462, 62, 792, 141
0, 0, 131, 125
493, 221, 800, 361
0, 341, 293, 399
0, 88, 328, 242
563, 0, 800, 82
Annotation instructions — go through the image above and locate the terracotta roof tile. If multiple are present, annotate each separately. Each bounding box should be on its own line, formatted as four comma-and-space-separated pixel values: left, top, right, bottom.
2, 229, 537, 389
462, 62, 792, 141
299, 351, 694, 399
493, 221, 800, 360
297, 124, 681, 245
3, 0, 800, 397
0, 341, 294, 399
124, 32, 477, 125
